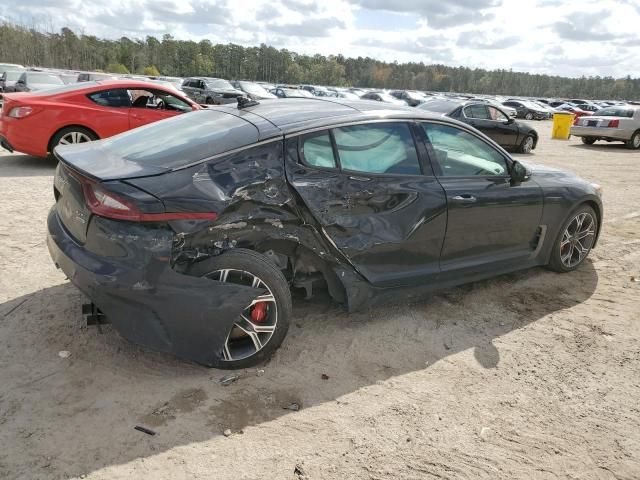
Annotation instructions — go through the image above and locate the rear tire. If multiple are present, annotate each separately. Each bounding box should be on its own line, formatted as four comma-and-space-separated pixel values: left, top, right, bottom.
547, 205, 598, 273
625, 131, 640, 150
205, 96, 214, 105
581, 137, 596, 145
525, 112, 534, 120
50, 126, 98, 153
186, 249, 291, 369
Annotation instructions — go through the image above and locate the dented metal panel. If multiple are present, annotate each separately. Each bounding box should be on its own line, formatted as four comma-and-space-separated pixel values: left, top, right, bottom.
283, 132, 448, 288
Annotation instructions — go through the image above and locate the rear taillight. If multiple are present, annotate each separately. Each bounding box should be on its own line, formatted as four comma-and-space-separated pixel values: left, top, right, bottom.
8, 106, 33, 118
607, 119, 619, 128
79, 177, 217, 222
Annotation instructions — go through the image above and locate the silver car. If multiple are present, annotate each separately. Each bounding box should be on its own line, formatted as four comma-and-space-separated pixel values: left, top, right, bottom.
571, 106, 640, 149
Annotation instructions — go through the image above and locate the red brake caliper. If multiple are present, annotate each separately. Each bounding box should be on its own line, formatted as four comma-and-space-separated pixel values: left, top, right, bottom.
251, 302, 267, 323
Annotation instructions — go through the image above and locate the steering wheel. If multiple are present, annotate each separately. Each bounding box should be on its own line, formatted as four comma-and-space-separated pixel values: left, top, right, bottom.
156, 98, 166, 110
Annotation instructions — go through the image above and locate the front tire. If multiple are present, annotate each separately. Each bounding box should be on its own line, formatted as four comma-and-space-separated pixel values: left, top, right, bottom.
625, 131, 640, 150
548, 205, 598, 273
525, 112, 534, 120
186, 249, 291, 369
581, 137, 596, 145
519, 135, 535, 154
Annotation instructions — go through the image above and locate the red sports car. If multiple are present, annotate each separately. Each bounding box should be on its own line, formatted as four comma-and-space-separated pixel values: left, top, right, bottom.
0, 80, 201, 158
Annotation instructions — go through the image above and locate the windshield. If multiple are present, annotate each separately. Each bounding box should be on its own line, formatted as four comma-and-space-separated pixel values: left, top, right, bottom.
284, 89, 313, 97
239, 81, 269, 95
3, 71, 22, 81
378, 93, 399, 103
206, 79, 234, 90
522, 101, 543, 110
27, 73, 64, 85
419, 99, 458, 113
594, 107, 634, 118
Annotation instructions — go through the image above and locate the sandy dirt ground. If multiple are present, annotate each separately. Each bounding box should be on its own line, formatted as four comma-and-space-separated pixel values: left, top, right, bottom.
1, 121, 639, 480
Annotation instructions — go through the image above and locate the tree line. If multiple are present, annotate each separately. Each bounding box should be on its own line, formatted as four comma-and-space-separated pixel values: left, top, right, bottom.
1, 21, 638, 100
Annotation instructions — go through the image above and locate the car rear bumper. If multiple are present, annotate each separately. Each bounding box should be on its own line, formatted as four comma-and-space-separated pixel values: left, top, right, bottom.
570, 126, 633, 140
0, 116, 49, 157
0, 134, 14, 152
46, 206, 260, 366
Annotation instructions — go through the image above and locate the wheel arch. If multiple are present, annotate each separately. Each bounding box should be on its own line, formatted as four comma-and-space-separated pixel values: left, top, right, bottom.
47, 124, 99, 153
246, 238, 348, 305
581, 199, 603, 248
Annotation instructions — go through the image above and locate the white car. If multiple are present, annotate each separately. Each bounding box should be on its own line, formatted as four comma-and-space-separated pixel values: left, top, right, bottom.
570, 106, 640, 149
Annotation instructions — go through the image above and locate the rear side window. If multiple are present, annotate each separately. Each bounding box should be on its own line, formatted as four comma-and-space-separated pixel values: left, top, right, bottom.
464, 105, 489, 119
301, 132, 336, 168
88, 89, 131, 108
594, 107, 634, 118
334, 123, 421, 175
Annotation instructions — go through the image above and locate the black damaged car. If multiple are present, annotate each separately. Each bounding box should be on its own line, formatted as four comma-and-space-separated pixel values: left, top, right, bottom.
47, 98, 603, 369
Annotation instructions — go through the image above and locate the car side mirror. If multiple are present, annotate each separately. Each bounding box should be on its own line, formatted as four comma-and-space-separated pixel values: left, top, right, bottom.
511, 160, 531, 184
504, 117, 515, 125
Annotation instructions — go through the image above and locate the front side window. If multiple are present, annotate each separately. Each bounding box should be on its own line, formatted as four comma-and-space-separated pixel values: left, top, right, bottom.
127, 88, 192, 112
487, 106, 509, 121
421, 123, 508, 177
333, 123, 421, 175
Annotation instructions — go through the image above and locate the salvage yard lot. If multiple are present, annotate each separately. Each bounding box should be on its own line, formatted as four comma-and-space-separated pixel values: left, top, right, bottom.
0, 121, 639, 479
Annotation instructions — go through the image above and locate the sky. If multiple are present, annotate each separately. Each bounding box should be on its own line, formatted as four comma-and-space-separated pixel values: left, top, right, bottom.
1, 0, 639, 78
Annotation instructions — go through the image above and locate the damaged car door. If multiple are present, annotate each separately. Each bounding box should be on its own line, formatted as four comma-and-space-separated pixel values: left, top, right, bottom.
285, 121, 448, 287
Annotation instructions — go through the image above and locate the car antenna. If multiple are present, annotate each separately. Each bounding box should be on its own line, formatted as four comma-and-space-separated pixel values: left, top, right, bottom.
237, 96, 259, 109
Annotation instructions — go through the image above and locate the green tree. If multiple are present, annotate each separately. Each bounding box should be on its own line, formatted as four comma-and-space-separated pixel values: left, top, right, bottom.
142, 65, 160, 76
1, 21, 639, 100
105, 63, 130, 74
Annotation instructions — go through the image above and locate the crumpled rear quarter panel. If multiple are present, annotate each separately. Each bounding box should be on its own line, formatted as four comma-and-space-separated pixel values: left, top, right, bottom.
47, 208, 261, 366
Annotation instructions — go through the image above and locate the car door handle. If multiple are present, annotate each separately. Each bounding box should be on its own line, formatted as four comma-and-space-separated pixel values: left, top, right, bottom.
451, 194, 477, 203
348, 175, 371, 182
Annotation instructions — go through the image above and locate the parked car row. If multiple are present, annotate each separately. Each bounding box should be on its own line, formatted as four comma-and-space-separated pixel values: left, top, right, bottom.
1, 62, 638, 156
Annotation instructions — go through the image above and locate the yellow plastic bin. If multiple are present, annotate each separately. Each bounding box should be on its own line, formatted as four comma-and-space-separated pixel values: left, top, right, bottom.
552, 112, 575, 140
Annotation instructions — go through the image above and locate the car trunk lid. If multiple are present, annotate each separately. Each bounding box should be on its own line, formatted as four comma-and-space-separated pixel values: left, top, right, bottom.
53, 162, 93, 243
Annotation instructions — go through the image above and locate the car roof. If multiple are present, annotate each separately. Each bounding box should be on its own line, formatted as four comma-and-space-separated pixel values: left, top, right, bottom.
19, 79, 195, 102
188, 77, 226, 81
214, 98, 443, 138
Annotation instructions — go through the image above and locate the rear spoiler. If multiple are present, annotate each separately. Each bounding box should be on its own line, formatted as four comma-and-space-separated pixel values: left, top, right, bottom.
54, 144, 170, 182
